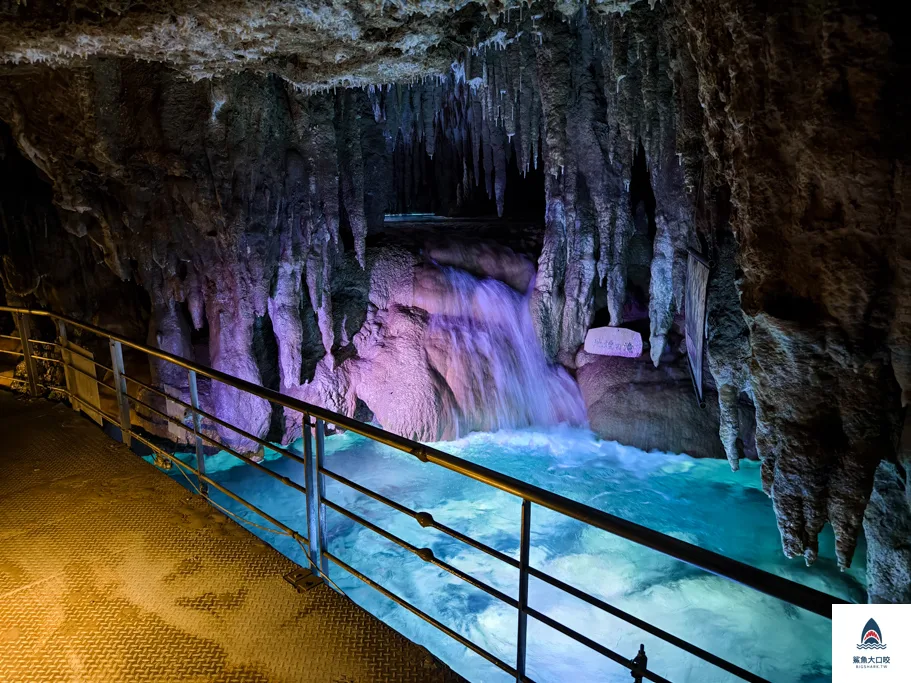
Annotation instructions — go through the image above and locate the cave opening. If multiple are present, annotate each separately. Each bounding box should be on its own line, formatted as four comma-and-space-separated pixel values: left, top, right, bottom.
387, 126, 546, 224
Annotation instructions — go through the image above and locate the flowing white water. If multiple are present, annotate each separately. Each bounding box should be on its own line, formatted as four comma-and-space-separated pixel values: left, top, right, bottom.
419, 265, 587, 435
157, 428, 863, 683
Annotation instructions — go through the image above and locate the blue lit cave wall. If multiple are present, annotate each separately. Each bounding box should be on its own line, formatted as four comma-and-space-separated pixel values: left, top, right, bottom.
0, 0, 909, 604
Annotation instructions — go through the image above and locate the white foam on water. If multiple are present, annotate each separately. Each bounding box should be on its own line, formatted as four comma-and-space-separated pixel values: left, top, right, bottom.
159, 425, 865, 682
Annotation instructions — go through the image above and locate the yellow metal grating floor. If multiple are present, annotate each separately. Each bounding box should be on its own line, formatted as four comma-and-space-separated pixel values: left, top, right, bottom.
0, 392, 466, 683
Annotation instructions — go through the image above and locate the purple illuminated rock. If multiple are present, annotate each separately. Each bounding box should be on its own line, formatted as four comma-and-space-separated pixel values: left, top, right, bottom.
207, 301, 272, 452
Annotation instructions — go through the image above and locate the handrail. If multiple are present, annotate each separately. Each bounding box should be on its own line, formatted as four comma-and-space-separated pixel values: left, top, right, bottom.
0, 305, 848, 683
0, 304, 845, 617
121, 370, 305, 466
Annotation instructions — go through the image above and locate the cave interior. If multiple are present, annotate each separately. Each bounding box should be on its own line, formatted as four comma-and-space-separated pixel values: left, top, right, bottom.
0, 0, 909, 666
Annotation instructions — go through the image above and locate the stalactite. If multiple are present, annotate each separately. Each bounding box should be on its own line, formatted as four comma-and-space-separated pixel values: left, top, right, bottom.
527, 18, 573, 361
297, 94, 339, 358
469, 88, 483, 184
421, 84, 439, 158
338, 90, 368, 268
490, 121, 507, 217
674, 0, 905, 570
559, 170, 597, 367
185, 269, 206, 331
566, 13, 628, 337
517, 37, 538, 174
648, 215, 675, 365
147, 293, 193, 390
407, 86, 420, 145
207, 286, 272, 448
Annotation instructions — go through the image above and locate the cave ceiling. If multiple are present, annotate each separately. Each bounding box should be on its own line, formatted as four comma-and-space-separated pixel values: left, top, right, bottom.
0, 0, 640, 87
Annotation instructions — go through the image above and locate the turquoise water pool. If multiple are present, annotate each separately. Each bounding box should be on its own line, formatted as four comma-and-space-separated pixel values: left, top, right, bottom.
153, 426, 862, 682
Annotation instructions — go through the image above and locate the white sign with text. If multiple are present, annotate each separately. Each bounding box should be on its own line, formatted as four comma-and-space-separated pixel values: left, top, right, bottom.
583, 326, 643, 358
833, 604, 911, 682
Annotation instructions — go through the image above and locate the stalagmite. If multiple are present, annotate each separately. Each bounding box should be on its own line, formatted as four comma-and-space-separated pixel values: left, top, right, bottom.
268, 241, 305, 391
531, 171, 567, 361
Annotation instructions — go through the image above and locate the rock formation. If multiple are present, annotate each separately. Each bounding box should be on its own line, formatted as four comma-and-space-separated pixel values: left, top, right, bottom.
1, 0, 908, 600
673, 0, 908, 575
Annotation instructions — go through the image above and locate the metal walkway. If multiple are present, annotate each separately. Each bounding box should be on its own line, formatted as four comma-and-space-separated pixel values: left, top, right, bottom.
0, 392, 464, 683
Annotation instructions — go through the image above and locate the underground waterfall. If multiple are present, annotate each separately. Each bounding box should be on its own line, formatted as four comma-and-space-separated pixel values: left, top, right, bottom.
418, 264, 587, 436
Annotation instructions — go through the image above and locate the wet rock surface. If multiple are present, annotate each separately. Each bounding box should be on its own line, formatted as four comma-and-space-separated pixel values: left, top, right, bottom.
295, 245, 587, 441
864, 460, 911, 604
577, 346, 726, 460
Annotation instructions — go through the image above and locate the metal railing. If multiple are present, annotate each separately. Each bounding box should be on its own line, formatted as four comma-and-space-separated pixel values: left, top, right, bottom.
0, 305, 848, 683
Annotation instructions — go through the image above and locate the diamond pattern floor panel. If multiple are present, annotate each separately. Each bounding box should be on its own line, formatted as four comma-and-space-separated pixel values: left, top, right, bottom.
0, 392, 466, 683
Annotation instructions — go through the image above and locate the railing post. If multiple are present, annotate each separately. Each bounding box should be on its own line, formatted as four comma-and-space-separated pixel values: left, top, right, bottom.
187, 369, 207, 497
630, 643, 647, 682
108, 339, 132, 448
516, 499, 531, 682
13, 312, 38, 397
304, 415, 330, 579
55, 319, 78, 412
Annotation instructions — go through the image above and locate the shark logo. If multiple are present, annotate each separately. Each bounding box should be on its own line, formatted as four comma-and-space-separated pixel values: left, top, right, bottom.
857, 618, 887, 650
